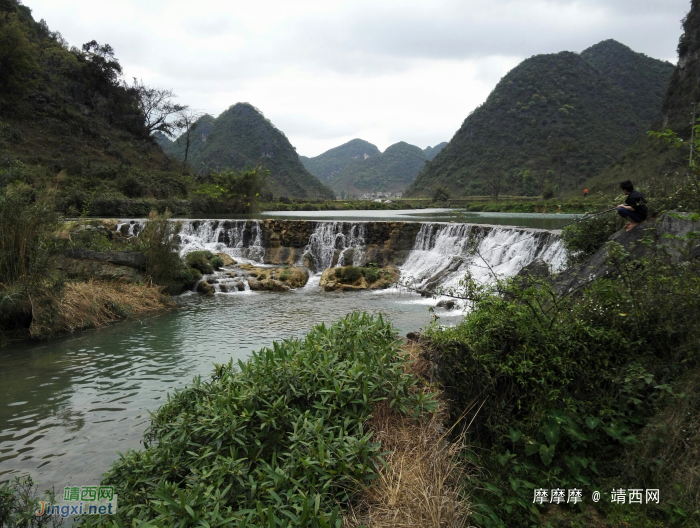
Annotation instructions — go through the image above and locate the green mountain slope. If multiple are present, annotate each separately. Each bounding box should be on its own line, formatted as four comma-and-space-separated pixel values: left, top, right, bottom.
166, 104, 334, 200
0, 0, 198, 216
299, 139, 380, 183
328, 141, 428, 195
423, 142, 447, 161
593, 3, 700, 191
405, 41, 674, 198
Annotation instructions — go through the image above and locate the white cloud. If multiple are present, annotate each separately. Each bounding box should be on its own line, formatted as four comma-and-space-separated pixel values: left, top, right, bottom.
26, 0, 689, 156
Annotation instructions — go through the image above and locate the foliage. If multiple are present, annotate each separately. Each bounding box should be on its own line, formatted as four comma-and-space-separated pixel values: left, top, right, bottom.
0, 475, 63, 527
561, 210, 620, 265
210, 255, 224, 270
432, 186, 450, 202
85, 313, 437, 527
425, 233, 700, 527
0, 12, 38, 109
333, 266, 387, 285
196, 166, 269, 213
406, 41, 674, 198
185, 250, 215, 275
0, 184, 60, 341
131, 78, 186, 138
165, 103, 335, 200
134, 211, 185, 287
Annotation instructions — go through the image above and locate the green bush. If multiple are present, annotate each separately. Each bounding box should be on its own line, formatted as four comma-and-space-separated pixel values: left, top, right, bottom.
362, 266, 382, 284
86, 313, 436, 527
561, 211, 620, 265
185, 250, 215, 275
210, 255, 224, 270
0, 476, 61, 528
134, 211, 185, 286
334, 266, 363, 284
427, 236, 700, 527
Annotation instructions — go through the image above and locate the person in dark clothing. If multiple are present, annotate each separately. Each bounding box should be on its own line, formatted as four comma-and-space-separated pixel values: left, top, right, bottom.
617, 180, 648, 232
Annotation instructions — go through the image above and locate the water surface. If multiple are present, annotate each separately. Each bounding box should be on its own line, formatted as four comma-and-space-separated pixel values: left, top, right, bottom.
0, 287, 442, 489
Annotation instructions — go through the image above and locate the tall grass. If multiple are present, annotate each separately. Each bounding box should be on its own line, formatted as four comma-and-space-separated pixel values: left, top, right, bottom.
0, 185, 59, 288
0, 185, 60, 340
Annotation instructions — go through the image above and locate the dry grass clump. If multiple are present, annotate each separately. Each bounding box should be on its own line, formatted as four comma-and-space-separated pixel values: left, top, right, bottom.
29, 280, 174, 338
343, 342, 471, 528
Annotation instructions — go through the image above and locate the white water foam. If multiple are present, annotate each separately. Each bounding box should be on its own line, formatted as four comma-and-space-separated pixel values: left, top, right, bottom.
302, 222, 367, 271
400, 223, 566, 291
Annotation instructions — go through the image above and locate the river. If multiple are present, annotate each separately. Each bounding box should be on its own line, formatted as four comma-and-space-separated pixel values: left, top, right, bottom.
0, 210, 575, 490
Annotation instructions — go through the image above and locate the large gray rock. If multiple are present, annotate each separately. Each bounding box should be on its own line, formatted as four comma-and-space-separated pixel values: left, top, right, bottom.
553, 212, 700, 295
63, 249, 146, 269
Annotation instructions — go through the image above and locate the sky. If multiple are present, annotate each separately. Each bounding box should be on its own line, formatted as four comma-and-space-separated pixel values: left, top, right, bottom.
26, 0, 691, 157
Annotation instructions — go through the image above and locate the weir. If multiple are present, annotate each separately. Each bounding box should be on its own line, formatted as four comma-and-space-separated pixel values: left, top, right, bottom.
117, 219, 566, 290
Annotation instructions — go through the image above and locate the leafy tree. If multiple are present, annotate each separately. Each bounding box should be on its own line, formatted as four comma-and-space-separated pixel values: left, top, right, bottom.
196, 166, 268, 213
432, 185, 449, 202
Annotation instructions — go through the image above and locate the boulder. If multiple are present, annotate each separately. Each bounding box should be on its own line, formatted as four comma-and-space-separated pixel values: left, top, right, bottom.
436, 300, 456, 310
196, 280, 215, 296
320, 266, 400, 292
216, 253, 237, 266
553, 212, 700, 295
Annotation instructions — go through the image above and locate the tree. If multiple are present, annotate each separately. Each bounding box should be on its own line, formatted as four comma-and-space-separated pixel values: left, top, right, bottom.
432, 186, 450, 202
196, 166, 269, 213
132, 78, 186, 137
483, 168, 504, 199
0, 13, 38, 106
173, 109, 204, 164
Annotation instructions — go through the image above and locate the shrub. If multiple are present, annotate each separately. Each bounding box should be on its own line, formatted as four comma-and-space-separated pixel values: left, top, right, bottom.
185, 250, 215, 275
561, 211, 620, 265
135, 211, 184, 285
432, 186, 450, 202
426, 235, 700, 527
362, 267, 382, 284
210, 255, 224, 270
0, 476, 62, 528
335, 266, 363, 284
86, 313, 436, 527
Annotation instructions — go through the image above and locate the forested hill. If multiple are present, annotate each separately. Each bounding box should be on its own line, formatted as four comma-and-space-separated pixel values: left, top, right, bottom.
405, 40, 674, 198
299, 139, 380, 183
0, 0, 189, 215
592, 5, 700, 192
423, 142, 447, 160
327, 141, 428, 196
165, 103, 334, 200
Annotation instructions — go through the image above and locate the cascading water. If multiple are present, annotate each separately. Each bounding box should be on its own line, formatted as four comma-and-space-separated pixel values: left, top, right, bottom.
178, 220, 265, 262
400, 223, 566, 291
114, 218, 565, 293
302, 222, 367, 272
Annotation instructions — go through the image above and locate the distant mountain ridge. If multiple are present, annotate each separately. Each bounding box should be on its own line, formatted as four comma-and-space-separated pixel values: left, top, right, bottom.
164, 104, 334, 200
405, 40, 674, 198
300, 139, 380, 183
301, 139, 446, 196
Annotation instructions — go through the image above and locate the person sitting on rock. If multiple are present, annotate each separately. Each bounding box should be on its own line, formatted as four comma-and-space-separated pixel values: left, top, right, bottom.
617, 180, 648, 232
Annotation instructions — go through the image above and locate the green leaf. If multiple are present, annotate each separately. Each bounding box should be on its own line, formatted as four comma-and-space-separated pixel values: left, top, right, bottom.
508, 428, 522, 442
539, 444, 555, 466
585, 416, 600, 430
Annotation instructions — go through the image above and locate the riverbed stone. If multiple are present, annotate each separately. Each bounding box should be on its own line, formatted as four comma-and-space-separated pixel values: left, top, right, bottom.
320, 266, 400, 292
196, 280, 215, 296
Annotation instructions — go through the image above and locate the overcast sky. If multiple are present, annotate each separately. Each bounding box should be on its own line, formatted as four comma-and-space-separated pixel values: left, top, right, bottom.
26, 0, 690, 157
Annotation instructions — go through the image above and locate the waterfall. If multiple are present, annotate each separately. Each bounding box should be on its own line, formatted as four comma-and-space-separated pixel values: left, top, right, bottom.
178, 220, 264, 262
113, 218, 565, 291
302, 222, 367, 272
400, 223, 566, 291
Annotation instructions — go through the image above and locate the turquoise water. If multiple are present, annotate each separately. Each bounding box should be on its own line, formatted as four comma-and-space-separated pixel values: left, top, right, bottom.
0, 287, 443, 489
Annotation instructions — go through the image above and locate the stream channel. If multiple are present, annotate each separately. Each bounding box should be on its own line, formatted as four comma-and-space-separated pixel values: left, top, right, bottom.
0, 210, 576, 490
